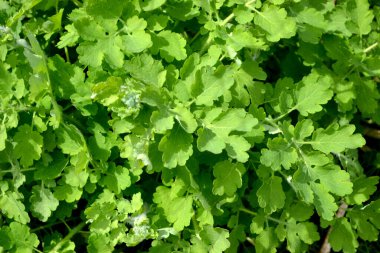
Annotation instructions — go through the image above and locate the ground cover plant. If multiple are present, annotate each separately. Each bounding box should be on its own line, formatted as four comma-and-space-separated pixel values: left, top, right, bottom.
0, 0, 380, 252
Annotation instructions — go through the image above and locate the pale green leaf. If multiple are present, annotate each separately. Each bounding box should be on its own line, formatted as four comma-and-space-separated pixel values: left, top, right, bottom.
212, 160, 245, 196
195, 66, 234, 106
254, 6, 296, 42
311, 183, 338, 221
309, 124, 366, 154
293, 71, 334, 116
260, 137, 298, 171
257, 176, 285, 214
30, 186, 59, 222
158, 124, 193, 168
13, 125, 43, 167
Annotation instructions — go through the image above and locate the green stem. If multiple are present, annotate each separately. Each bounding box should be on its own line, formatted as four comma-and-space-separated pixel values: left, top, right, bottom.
6, 0, 42, 27
363, 42, 378, 54
71, 0, 83, 7
31, 217, 80, 233
239, 207, 257, 216
191, 215, 200, 236
48, 222, 86, 253
0, 168, 36, 174
239, 208, 287, 225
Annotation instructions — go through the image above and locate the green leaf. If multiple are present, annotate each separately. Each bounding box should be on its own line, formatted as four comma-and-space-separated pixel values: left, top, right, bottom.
255, 227, 279, 253
283, 219, 320, 252
56, 123, 87, 156
348, 209, 379, 241
151, 110, 174, 134
329, 218, 359, 253
190, 226, 230, 253
0, 189, 30, 224
347, 0, 374, 36
86, 0, 124, 19
225, 225, 246, 253
87, 234, 113, 253
152, 31, 187, 62
125, 54, 166, 87
311, 165, 353, 196
13, 125, 43, 167
296, 222, 320, 244
354, 77, 380, 115
294, 119, 314, 141
197, 108, 257, 162
309, 124, 366, 154
54, 183, 83, 203
293, 71, 334, 116
212, 160, 246, 196
158, 124, 193, 168
30, 186, 59, 222
346, 176, 379, 205
171, 104, 198, 133
102, 165, 131, 194
257, 176, 286, 214
311, 183, 338, 221
64, 165, 89, 188
141, 0, 166, 11
260, 137, 298, 171
57, 24, 79, 48
77, 37, 124, 68
122, 31, 152, 53
254, 6, 296, 42
153, 186, 193, 231
194, 66, 234, 106
3, 222, 39, 252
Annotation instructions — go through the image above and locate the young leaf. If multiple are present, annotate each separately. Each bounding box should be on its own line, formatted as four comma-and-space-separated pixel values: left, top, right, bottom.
0, 190, 30, 224
190, 226, 230, 253
254, 6, 296, 42
260, 137, 298, 171
212, 160, 246, 196
311, 183, 338, 221
30, 186, 59, 222
293, 72, 334, 116
309, 124, 366, 154
13, 125, 43, 167
158, 124, 193, 168
329, 218, 359, 253
197, 108, 257, 162
257, 176, 286, 214
348, 0, 374, 36
153, 186, 193, 231
194, 66, 235, 106
255, 227, 279, 253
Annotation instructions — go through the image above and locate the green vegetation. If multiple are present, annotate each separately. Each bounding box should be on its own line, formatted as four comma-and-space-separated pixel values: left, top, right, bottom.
0, 0, 379, 252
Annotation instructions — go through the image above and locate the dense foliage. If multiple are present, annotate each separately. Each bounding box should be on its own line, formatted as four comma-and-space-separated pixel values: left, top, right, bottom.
1, 0, 380, 252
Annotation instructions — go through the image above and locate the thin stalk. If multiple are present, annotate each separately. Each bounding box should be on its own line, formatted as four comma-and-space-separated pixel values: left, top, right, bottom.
363, 42, 378, 53
48, 222, 86, 253
191, 215, 200, 236
6, 0, 42, 27
0, 168, 36, 174
71, 0, 82, 7
239, 208, 287, 225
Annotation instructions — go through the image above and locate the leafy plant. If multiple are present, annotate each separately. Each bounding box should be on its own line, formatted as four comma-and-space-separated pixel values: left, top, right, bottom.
0, 0, 380, 252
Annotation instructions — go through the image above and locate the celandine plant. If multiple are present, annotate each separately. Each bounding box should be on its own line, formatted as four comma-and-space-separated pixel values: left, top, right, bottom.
0, 0, 380, 252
